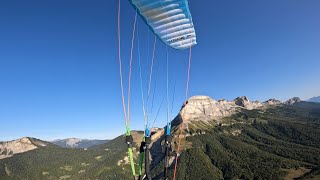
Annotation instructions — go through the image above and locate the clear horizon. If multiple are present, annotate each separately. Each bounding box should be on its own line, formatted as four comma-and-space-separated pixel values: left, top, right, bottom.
1, 0, 320, 141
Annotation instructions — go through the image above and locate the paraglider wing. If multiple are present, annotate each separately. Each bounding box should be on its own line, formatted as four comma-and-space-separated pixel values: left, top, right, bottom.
128, 0, 197, 50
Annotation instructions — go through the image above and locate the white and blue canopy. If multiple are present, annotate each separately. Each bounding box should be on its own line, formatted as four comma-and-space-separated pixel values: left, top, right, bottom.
129, 0, 197, 50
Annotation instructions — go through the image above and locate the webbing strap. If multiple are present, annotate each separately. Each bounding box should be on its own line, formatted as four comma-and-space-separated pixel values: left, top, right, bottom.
125, 128, 136, 176
138, 140, 146, 177
144, 136, 151, 180
138, 152, 145, 176
128, 147, 136, 176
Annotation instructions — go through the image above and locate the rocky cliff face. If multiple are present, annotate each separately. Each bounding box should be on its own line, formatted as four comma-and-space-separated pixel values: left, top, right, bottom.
179, 95, 302, 123
181, 96, 239, 123
0, 137, 46, 159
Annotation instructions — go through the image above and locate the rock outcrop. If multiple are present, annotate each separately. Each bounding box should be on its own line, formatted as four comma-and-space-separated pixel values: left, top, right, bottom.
264, 99, 282, 105
232, 96, 263, 109
285, 97, 301, 105
0, 137, 46, 159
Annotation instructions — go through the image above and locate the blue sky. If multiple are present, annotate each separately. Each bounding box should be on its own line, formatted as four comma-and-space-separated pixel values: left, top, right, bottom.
0, 0, 319, 141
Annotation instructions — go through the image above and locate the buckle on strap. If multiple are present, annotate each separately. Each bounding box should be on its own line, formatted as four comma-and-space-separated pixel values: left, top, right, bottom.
126, 135, 133, 147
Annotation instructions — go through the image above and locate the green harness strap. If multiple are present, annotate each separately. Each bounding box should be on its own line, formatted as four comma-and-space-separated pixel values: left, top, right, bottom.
126, 127, 136, 177
138, 149, 145, 176
138, 137, 146, 176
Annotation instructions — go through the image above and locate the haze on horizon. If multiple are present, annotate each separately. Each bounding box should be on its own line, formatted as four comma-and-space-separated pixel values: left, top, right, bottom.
0, 0, 319, 141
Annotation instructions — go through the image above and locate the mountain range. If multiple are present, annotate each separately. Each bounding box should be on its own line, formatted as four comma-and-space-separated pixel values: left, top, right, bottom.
308, 96, 320, 103
0, 96, 319, 180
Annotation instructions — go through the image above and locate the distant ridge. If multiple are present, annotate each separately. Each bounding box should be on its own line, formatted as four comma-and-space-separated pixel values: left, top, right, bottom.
308, 96, 320, 103
51, 138, 109, 148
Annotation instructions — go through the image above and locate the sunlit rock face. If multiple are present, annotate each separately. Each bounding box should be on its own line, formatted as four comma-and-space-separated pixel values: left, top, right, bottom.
179, 95, 298, 123
180, 96, 250, 123
0, 137, 44, 159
